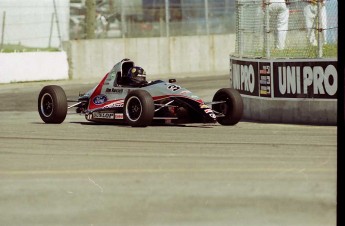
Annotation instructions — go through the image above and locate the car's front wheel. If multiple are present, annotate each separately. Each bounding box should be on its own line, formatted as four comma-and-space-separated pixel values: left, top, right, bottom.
124, 90, 154, 127
212, 88, 243, 125
38, 85, 67, 124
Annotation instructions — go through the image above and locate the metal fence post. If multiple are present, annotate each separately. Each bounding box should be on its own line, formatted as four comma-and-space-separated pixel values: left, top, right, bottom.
317, 0, 323, 58
121, 0, 126, 38
264, 0, 270, 58
204, 0, 209, 35
165, 0, 170, 37
53, 0, 62, 48
237, 0, 243, 56
1, 11, 6, 49
48, 13, 54, 48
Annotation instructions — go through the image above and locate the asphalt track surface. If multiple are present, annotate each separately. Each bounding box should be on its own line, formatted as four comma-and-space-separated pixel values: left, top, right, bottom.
0, 75, 336, 226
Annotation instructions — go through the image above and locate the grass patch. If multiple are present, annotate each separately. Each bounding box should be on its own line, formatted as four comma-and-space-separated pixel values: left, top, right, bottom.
0, 44, 60, 53
244, 44, 337, 59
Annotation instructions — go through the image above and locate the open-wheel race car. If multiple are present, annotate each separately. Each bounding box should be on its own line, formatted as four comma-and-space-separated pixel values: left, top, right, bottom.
38, 59, 243, 127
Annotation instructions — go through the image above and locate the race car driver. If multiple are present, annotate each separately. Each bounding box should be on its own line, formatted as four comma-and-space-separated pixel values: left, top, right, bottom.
122, 66, 148, 87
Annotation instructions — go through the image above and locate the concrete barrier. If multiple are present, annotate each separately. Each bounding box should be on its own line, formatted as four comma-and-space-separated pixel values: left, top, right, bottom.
230, 56, 337, 125
62, 34, 235, 80
0, 52, 69, 83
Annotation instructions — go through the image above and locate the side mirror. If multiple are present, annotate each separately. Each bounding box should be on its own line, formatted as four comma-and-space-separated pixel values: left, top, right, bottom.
169, 79, 176, 83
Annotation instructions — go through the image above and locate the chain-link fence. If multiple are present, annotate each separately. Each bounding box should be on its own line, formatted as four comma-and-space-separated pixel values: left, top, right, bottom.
0, 0, 236, 50
0, 0, 236, 51
70, 0, 237, 39
0, 0, 69, 50
234, 0, 337, 59
1, 0, 337, 57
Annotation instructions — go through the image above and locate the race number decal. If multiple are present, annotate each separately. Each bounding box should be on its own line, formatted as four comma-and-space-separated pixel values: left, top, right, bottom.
167, 85, 181, 92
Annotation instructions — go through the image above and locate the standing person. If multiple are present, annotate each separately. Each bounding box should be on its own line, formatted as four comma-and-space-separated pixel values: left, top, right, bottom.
303, 0, 327, 46
95, 11, 108, 38
262, 0, 290, 50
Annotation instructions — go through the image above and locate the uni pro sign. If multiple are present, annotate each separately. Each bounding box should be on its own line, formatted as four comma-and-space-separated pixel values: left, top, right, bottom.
231, 59, 259, 96
273, 61, 337, 99
230, 58, 337, 99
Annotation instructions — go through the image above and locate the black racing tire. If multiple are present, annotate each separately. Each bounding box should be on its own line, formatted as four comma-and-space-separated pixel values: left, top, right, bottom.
124, 90, 154, 127
38, 85, 67, 124
212, 88, 243, 125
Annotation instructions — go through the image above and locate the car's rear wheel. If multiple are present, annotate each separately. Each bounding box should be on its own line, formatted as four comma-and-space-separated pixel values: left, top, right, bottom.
38, 85, 67, 124
212, 88, 243, 125
124, 90, 154, 127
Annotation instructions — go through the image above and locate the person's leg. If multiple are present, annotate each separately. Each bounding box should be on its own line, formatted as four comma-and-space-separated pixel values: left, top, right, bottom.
304, 4, 317, 46
276, 4, 289, 49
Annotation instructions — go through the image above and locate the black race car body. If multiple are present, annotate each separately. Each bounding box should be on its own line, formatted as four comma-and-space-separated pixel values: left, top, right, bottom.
38, 59, 243, 127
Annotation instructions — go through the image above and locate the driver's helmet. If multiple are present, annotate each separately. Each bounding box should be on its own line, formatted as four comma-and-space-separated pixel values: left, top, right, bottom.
127, 66, 147, 85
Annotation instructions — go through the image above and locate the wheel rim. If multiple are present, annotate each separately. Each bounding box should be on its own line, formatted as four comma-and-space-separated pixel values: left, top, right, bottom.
219, 101, 229, 115
40, 93, 54, 117
216, 95, 230, 115
126, 96, 142, 122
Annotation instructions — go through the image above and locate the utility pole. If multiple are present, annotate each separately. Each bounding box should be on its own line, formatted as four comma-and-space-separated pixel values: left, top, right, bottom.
85, 0, 96, 39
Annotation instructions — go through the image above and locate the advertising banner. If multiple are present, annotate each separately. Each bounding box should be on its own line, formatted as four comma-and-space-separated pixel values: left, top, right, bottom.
231, 59, 259, 96
230, 58, 337, 99
259, 62, 272, 98
273, 61, 337, 99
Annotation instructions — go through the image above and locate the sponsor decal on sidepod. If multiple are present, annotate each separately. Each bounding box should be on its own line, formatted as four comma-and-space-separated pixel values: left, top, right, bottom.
93, 94, 108, 105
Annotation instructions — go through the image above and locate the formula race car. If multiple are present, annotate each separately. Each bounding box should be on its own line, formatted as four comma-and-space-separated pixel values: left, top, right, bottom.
38, 59, 243, 127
